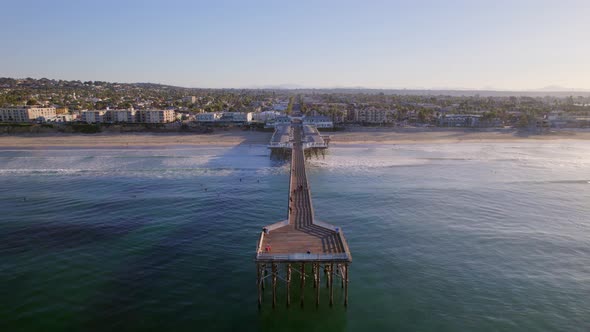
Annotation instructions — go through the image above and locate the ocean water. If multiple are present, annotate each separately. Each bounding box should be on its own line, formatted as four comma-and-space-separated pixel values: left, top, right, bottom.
1, 142, 589, 331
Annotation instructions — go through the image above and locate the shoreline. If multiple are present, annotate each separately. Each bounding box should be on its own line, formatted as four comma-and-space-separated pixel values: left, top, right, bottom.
1, 129, 589, 148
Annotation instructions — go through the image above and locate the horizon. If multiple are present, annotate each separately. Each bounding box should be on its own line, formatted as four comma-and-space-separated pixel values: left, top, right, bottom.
5, 76, 590, 94
1, 0, 589, 90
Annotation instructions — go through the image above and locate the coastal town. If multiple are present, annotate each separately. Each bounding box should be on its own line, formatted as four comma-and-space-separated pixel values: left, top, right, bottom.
1, 77, 590, 133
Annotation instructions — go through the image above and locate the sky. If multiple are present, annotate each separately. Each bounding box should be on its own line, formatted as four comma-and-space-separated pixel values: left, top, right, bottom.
1, 0, 590, 90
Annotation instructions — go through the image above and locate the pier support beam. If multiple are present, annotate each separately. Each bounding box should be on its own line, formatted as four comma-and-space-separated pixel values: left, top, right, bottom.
325, 264, 329, 288
286, 264, 291, 307
262, 264, 266, 291
300, 263, 305, 307
257, 263, 262, 308
344, 264, 349, 307
315, 263, 320, 307
272, 263, 277, 308
329, 263, 334, 306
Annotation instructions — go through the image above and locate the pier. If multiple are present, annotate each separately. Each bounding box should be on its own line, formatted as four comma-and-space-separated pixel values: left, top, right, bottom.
256, 120, 352, 308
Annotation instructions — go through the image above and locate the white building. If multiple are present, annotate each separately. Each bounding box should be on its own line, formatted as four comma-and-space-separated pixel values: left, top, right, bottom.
303, 116, 333, 128
0, 106, 56, 122
252, 111, 281, 122
353, 109, 396, 124
81, 110, 106, 123
265, 115, 292, 128
219, 112, 252, 123
106, 109, 137, 123
138, 109, 176, 123
439, 114, 481, 127
55, 114, 77, 122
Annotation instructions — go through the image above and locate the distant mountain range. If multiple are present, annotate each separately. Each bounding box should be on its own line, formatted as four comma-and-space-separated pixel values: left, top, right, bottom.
3, 77, 590, 97
244, 84, 590, 97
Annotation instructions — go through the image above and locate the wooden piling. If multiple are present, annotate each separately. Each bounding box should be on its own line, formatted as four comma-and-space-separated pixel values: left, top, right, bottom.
262, 264, 266, 291
300, 262, 305, 307
312, 264, 317, 288
286, 263, 291, 307
344, 264, 349, 307
329, 263, 334, 306
315, 263, 320, 307
272, 263, 277, 308
257, 263, 262, 308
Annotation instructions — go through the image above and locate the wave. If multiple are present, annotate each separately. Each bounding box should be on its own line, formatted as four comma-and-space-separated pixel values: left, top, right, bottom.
0, 166, 289, 178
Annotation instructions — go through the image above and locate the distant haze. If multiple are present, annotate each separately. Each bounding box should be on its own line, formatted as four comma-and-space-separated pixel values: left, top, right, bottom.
1, 0, 589, 90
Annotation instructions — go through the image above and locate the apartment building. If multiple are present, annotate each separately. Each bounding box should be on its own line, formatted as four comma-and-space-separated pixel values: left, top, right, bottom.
0, 106, 56, 122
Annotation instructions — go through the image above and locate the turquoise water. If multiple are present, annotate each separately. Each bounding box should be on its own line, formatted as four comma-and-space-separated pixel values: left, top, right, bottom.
1, 142, 589, 331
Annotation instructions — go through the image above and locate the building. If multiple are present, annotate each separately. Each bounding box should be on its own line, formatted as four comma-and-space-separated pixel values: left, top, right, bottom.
265, 115, 292, 128
55, 107, 69, 114
0, 106, 56, 123
105, 109, 137, 123
138, 109, 176, 123
196, 112, 222, 122
303, 116, 333, 128
183, 96, 197, 104
273, 102, 289, 111
353, 108, 396, 124
196, 112, 252, 124
55, 114, 77, 122
439, 114, 482, 127
548, 111, 590, 128
218, 112, 252, 123
81, 110, 106, 123
252, 111, 281, 122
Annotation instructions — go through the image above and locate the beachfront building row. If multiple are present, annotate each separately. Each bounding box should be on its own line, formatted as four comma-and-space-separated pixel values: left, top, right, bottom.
547, 111, 590, 128
302, 116, 334, 128
350, 108, 396, 124
80, 109, 176, 124
438, 114, 482, 127
265, 115, 334, 129
196, 112, 253, 124
0, 106, 57, 122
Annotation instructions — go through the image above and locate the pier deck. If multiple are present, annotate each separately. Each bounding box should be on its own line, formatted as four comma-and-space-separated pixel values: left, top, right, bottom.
260, 127, 345, 256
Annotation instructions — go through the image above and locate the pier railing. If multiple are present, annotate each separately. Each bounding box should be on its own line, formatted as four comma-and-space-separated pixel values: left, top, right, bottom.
256, 252, 350, 262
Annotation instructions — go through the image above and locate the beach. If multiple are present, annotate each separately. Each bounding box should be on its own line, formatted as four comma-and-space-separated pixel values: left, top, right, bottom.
1, 128, 590, 148
0, 130, 272, 148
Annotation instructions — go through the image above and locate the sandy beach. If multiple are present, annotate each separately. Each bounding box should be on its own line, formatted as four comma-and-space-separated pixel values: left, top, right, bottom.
1, 128, 589, 148
0, 130, 272, 148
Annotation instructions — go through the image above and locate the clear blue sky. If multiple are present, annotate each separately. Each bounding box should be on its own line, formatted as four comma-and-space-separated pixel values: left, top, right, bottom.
1, 0, 589, 90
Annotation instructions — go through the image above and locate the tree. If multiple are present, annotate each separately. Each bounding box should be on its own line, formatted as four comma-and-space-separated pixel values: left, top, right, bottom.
26, 99, 38, 106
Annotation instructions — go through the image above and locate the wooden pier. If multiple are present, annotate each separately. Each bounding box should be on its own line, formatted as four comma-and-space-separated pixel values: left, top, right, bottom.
256, 121, 352, 308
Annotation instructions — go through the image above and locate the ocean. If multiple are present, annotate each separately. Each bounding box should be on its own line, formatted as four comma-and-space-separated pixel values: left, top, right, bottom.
1, 142, 589, 331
